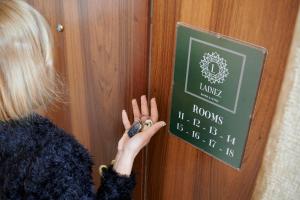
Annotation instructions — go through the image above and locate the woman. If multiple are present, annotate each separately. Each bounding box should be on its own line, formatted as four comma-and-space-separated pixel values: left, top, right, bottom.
0, 0, 166, 199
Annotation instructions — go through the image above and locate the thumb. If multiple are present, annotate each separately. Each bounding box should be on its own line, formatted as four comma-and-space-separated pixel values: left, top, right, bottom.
144, 121, 166, 137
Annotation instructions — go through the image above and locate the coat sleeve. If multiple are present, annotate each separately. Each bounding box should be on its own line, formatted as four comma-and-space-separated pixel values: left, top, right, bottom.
28, 125, 136, 200
97, 165, 136, 200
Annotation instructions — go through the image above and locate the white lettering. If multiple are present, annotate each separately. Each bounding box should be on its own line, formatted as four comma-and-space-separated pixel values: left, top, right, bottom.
209, 139, 217, 148
227, 135, 236, 145
200, 82, 222, 98
226, 148, 234, 157
178, 111, 184, 120
192, 104, 224, 125
209, 126, 218, 135
177, 123, 184, 131
193, 118, 201, 127
192, 131, 200, 140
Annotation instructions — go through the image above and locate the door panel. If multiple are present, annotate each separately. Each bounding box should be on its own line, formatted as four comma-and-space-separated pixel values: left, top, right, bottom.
27, 1, 150, 199
147, 0, 299, 199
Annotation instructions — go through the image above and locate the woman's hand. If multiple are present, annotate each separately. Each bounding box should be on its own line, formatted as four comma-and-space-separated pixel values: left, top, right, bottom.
113, 95, 166, 176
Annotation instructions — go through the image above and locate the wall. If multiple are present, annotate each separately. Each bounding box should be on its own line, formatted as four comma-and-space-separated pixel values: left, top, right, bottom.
252, 9, 300, 200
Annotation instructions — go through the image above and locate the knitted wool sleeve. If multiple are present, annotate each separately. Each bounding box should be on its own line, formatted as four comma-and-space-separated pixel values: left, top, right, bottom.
44, 129, 136, 200
97, 166, 136, 200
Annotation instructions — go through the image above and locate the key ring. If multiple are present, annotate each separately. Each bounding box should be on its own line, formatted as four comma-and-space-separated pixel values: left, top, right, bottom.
142, 119, 153, 131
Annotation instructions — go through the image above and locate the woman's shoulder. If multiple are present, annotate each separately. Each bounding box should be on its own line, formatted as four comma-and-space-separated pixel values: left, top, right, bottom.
0, 113, 95, 198
0, 112, 94, 170
23, 113, 95, 197
31, 113, 93, 166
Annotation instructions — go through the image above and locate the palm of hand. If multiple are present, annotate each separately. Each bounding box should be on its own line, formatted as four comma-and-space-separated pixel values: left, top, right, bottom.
113, 95, 165, 175
118, 95, 164, 158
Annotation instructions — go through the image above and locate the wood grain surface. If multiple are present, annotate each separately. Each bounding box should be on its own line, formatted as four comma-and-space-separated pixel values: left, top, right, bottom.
27, 1, 150, 199
146, 0, 300, 199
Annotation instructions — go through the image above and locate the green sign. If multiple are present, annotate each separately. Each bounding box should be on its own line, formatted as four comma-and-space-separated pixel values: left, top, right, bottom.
169, 23, 266, 169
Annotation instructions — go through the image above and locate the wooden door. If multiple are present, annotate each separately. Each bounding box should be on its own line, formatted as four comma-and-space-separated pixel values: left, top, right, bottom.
27, 0, 150, 199
146, 0, 299, 200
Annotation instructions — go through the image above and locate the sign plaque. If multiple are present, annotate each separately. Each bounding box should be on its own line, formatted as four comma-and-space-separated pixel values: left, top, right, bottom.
169, 23, 266, 169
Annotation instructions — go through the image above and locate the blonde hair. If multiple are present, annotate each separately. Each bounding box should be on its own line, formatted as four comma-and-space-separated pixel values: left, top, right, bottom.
0, 0, 61, 121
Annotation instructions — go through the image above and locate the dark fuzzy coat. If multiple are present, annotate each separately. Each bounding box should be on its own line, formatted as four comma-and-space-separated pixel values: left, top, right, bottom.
0, 113, 135, 200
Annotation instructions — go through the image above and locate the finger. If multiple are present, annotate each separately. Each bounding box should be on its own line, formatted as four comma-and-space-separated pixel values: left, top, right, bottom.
141, 95, 149, 117
150, 98, 159, 122
132, 99, 141, 121
122, 110, 131, 130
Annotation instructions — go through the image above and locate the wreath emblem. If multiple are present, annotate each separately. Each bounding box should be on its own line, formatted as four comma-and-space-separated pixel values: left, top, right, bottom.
199, 52, 229, 84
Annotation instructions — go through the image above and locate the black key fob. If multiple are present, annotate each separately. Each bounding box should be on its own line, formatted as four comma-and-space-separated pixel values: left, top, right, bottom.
127, 121, 143, 138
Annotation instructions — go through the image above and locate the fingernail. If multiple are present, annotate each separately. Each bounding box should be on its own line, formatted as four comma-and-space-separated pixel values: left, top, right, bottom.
162, 122, 166, 127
